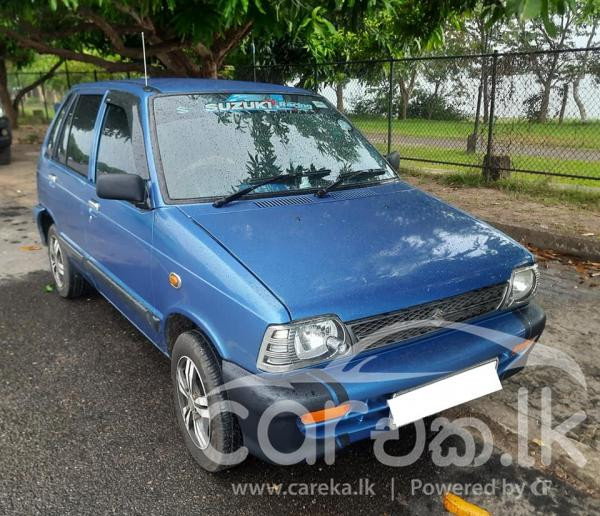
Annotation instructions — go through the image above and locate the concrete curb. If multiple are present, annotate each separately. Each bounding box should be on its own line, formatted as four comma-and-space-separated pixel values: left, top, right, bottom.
485, 219, 600, 262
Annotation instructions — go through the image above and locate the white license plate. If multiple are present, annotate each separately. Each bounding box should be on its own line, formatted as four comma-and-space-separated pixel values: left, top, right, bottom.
387, 360, 502, 429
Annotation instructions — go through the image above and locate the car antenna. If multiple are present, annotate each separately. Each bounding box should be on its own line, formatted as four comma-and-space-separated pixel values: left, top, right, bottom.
141, 32, 151, 91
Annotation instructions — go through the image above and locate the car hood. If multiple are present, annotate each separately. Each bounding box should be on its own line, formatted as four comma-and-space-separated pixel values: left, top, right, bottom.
178, 182, 532, 322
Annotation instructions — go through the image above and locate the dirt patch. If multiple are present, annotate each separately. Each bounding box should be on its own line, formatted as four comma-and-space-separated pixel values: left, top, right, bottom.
13, 124, 48, 145
404, 174, 600, 240
0, 144, 40, 208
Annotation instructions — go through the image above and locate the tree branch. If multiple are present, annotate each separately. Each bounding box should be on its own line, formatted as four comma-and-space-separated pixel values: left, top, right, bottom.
0, 26, 165, 73
114, 3, 154, 32
12, 59, 65, 111
66, 8, 181, 59
213, 21, 253, 62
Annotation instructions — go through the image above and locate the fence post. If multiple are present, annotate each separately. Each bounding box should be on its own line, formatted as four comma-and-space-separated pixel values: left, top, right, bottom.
65, 61, 71, 89
93, 70, 98, 82
484, 51, 498, 178
387, 59, 394, 155
40, 75, 49, 122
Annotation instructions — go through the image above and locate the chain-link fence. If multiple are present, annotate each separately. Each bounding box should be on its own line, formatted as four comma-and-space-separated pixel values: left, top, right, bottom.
6, 47, 599, 183
6, 68, 135, 122
246, 47, 600, 184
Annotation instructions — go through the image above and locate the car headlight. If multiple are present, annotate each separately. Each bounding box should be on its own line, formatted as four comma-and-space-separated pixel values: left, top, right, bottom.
503, 264, 539, 307
257, 316, 352, 372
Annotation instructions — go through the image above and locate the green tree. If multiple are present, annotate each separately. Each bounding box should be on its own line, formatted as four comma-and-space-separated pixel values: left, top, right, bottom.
0, 41, 64, 128
0, 0, 584, 79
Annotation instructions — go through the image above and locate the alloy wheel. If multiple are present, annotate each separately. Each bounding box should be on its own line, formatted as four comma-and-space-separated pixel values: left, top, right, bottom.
49, 235, 65, 289
176, 356, 211, 450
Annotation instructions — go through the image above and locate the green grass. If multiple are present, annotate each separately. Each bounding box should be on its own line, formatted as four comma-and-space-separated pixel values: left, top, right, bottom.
405, 167, 600, 211
372, 142, 600, 188
352, 116, 600, 150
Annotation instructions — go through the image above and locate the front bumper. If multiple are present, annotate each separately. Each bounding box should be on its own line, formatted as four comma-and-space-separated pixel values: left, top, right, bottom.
222, 302, 545, 462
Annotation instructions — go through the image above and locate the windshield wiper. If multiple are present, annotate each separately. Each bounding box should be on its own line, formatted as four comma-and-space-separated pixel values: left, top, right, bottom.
315, 168, 387, 198
213, 173, 300, 207
213, 168, 333, 208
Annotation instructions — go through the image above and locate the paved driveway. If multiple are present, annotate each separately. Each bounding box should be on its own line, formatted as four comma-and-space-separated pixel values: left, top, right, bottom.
0, 146, 598, 514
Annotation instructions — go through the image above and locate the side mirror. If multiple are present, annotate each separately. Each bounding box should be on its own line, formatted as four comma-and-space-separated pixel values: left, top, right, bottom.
96, 173, 146, 203
385, 151, 400, 172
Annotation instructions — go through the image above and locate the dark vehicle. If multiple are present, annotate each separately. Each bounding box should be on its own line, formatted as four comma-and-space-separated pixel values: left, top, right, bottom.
0, 106, 11, 165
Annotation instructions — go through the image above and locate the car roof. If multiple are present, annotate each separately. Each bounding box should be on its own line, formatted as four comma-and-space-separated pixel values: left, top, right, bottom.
72, 78, 314, 97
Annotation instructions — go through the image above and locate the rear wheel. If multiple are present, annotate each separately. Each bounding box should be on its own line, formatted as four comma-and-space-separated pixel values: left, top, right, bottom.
47, 224, 87, 298
171, 330, 243, 472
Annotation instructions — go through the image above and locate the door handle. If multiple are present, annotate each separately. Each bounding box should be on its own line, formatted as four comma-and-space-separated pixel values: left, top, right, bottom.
88, 200, 100, 211
48, 174, 57, 184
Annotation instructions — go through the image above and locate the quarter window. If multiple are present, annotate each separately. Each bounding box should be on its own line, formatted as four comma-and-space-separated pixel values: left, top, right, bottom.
96, 104, 137, 176
65, 94, 102, 176
56, 100, 76, 165
45, 95, 71, 158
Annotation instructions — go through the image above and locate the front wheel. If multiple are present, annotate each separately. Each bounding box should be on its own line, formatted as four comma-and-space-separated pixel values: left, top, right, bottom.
171, 330, 244, 472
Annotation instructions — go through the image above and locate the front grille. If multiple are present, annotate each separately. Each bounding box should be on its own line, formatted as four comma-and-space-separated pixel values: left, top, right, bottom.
348, 283, 508, 351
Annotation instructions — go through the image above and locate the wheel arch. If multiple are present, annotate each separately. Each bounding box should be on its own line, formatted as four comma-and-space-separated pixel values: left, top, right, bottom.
163, 310, 224, 362
34, 206, 55, 246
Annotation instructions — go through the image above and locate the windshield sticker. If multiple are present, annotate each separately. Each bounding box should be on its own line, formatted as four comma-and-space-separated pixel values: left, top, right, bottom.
204, 98, 314, 113
312, 100, 328, 108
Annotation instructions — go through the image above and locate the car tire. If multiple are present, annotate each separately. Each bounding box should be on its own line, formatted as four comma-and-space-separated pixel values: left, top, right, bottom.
171, 330, 244, 472
47, 224, 87, 298
0, 146, 10, 165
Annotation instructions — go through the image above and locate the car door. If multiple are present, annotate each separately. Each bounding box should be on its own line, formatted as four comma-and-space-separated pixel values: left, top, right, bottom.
42, 93, 103, 257
86, 90, 160, 339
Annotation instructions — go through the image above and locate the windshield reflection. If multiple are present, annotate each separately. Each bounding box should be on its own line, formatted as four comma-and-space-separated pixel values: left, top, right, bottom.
153, 93, 396, 200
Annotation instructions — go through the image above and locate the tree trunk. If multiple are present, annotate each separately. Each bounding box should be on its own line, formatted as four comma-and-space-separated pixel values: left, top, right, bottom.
397, 69, 417, 120
201, 57, 219, 79
427, 81, 441, 120
335, 82, 344, 113
572, 77, 587, 122
400, 92, 409, 119
0, 55, 18, 128
537, 78, 553, 123
571, 19, 595, 123
558, 83, 568, 124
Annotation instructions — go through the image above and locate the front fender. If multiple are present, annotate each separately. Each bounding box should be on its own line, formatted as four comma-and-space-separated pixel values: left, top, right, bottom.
152, 207, 290, 369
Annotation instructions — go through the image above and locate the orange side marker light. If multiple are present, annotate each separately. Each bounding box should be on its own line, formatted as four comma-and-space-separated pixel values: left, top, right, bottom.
300, 403, 351, 425
511, 339, 534, 355
169, 272, 182, 289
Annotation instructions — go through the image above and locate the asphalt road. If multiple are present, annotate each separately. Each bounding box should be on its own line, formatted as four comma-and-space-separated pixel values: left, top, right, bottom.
0, 147, 598, 514
0, 270, 596, 515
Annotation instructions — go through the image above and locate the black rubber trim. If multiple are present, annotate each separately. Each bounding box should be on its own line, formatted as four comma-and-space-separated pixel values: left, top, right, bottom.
58, 236, 84, 264
513, 301, 546, 340
221, 360, 339, 462
85, 259, 160, 333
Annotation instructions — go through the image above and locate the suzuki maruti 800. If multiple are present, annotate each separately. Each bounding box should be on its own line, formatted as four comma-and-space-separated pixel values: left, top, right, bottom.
34, 79, 545, 471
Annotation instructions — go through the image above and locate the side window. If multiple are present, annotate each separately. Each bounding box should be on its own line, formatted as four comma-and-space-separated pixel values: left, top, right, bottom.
96, 104, 137, 176
65, 94, 102, 176
56, 99, 76, 165
45, 95, 71, 158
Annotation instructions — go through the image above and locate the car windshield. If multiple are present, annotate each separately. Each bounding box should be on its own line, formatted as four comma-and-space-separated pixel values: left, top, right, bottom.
153, 93, 397, 201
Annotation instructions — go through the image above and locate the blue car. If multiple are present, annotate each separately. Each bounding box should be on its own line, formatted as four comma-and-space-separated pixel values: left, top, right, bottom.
34, 79, 545, 471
